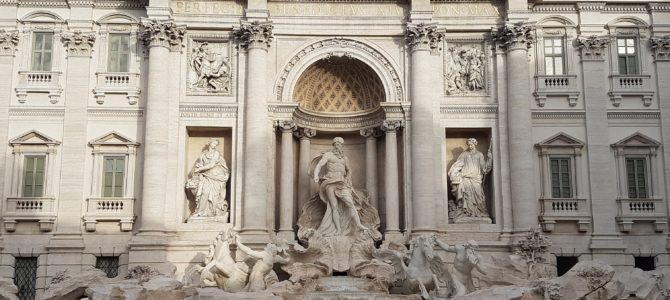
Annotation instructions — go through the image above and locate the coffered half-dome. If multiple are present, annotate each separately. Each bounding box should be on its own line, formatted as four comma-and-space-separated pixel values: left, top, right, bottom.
293, 56, 385, 114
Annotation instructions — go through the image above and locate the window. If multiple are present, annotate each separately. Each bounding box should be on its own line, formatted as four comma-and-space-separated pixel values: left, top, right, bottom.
22, 156, 45, 197
544, 38, 564, 75
634, 256, 655, 271
14, 257, 38, 300
107, 34, 130, 72
550, 157, 572, 198
103, 156, 125, 197
31, 32, 53, 71
95, 256, 119, 278
556, 256, 578, 276
626, 157, 648, 199
617, 38, 638, 75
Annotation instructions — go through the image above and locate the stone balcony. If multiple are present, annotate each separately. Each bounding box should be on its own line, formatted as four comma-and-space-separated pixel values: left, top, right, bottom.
15, 71, 62, 104
608, 75, 654, 107
616, 198, 667, 232
539, 198, 591, 232
4, 197, 57, 232
83, 197, 135, 232
92, 72, 141, 105
533, 74, 580, 107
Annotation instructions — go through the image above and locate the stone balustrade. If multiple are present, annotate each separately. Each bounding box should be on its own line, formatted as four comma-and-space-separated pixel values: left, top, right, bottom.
608, 74, 654, 107
3, 196, 57, 232
83, 197, 135, 232
539, 197, 590, 232
533, 74, 580, 107
15, 71, 62, 103
93, 72, 141, 105
616, 198, 667, 232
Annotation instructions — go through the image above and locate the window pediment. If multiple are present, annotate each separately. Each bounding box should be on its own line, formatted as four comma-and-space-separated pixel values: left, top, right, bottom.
536, 132, 584, 149
9, 130, 60, 146
611, 132, 660, 149
89, 131, 139, 147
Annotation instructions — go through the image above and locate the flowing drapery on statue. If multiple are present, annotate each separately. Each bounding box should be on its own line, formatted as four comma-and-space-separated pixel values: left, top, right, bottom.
185, 139, 230, 220
297, 137, 381, 243
448, 138, 493, 220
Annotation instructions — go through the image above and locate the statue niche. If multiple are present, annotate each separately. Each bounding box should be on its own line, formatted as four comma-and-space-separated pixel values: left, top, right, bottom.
185, 138, 230, 222
448, 137, 493, 224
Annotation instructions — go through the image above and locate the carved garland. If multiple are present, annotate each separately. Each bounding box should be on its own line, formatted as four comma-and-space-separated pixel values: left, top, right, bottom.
0, 29, 19, 56
276, 37, 403, 103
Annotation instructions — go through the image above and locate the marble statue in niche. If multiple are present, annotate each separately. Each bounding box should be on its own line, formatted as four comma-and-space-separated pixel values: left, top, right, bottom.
185, 139, 230, 221
448, 138, 493, 223
446, 44, 486, 95
188, 41, 231, 93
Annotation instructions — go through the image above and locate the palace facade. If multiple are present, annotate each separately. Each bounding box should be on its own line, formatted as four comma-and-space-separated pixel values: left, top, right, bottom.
0, 0, 669, 296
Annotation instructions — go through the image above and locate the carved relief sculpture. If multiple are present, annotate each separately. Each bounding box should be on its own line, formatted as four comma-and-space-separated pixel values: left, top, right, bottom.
0, 29, 19, 56
185, 139, 230, 221
448, 138, 493, 222
61, 31, 96, 57
446, 44, 486, 95
188, 41, 231, 93
434, 238, 485, 296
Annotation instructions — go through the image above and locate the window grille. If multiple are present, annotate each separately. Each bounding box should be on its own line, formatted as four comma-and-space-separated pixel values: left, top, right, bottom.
95, 256, 119, 278
14, 257, 38, 300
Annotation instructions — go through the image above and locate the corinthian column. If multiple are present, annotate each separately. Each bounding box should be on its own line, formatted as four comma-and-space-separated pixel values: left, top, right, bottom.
360, 128, 380, 209
381, 120, 403, 242
651, 36, 670, 249
406, 23, 444, 234
138, 19, 185, 233
277, 121, 296, 241
492, 23, 537, 233
294, 127, 316, 213
234, 22, 274, 239
0, 30, 19, 230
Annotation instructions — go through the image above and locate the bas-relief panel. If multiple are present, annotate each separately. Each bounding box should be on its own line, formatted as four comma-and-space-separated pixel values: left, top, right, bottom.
186, 36, 233, 96
444, 40, 490, 97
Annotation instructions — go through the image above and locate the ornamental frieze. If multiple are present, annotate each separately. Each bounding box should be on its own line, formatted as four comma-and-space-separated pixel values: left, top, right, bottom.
0, 29, 19, 56
234, 21, 274, 50
492, 23, 535, 51
61, 31, 96, 57
141, 19, 186, 52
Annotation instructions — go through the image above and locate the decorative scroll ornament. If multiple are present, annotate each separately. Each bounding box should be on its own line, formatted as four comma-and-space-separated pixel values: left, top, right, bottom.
141, 19, 186, 52
293, 127, 316, 139
380, 120, 403, 132
61, 31, 96, 57
650, 36, 670, 61
492, 23, 536, 51
234, 21, 274, 50
0, 29, 19, 56
405, 23, 445, 54
576, 35, 609, 60
276, 120, 296, 132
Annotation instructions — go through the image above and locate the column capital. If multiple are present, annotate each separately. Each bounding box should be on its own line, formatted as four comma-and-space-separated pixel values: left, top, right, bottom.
0, 29, 19, 56
492, 23, 535, 52
651, 36, 670, 62
276, 120, 296, 133
140, 19, 186, 52
61, 30, 96, 57
576, 35, 609, 61
405, 23, 445, 54
234, 21, 274, 50
293, 127, 316, 139
381, 120, 403, 132
360, 128, 382, 138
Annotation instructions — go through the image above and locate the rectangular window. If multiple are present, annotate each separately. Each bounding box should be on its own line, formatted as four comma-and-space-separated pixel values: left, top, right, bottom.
550, 157, 572, 198
617, 38, 638, 75
14, 257, 38, 300
544, 38, 564, 75
95, 256, 119, 278
103, 156, 125, 197
107, 34, 130, 72
22, 156, 45, 197
626, 157, 647, 198
31, 32, 53, 71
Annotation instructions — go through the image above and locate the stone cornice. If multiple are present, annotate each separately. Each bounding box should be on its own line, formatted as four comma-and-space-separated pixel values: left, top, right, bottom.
234, 21, 273, 50
405, 23, 444, 54
492, 23, 535, 51
576, 2, 605, 12
141, 19, 186, 52
648, 2, 670, 12
61, 30, 96, 57
576, 35, 609, 61
0, 0, 147, 7
0, 29, 19, 56
650, 36, 670, 61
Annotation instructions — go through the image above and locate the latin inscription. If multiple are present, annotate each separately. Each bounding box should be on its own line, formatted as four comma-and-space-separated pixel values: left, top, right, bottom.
432, 3, 501, 17
172, 1, 244, 15
269, 3, 407, 17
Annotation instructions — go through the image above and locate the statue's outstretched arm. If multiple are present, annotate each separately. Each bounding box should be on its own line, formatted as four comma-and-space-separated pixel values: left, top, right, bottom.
235, 240, 265, 260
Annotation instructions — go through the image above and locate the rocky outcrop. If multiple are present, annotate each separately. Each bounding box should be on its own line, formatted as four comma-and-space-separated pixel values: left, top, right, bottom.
42, 268, 108, 300
0, 278, 18, 300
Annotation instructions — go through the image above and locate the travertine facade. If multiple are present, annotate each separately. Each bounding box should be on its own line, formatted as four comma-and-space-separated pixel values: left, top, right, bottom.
0, 0, 669, 296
